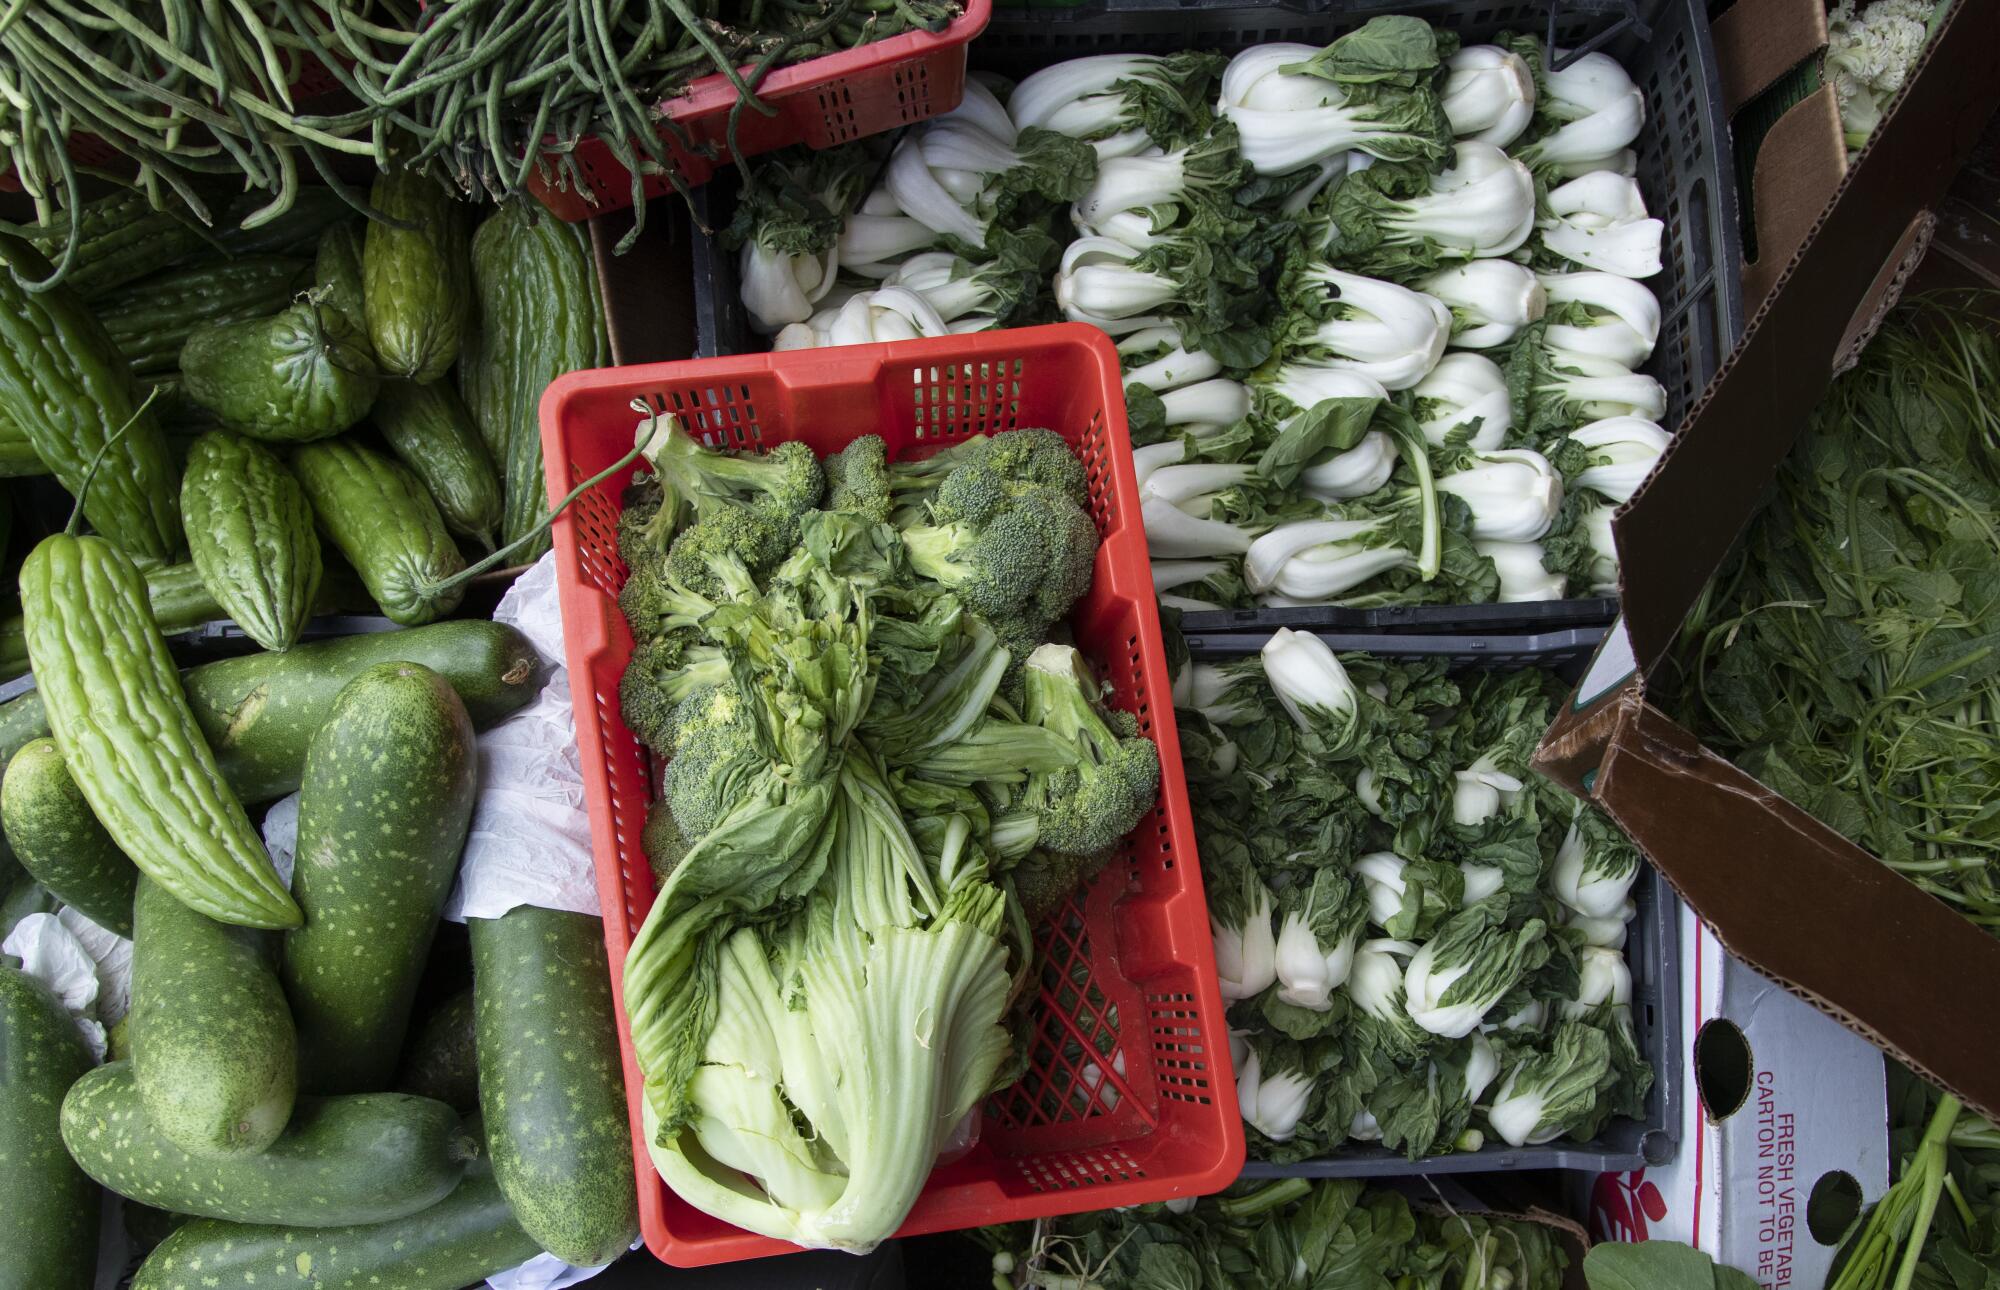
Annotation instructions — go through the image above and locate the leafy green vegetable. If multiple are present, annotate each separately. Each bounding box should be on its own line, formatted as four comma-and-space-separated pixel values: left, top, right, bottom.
1173, 629, 1650, 1162
1673, 296, 2000, 933
974, 1177, 1569, 1290
1583, 1241, 1760, 1290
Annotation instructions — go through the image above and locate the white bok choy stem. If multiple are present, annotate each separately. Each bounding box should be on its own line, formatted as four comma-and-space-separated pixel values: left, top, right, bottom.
1438, 449, 1563, 542
1443, 43, 1537, 146
1519, 50, 1646, 176
1539, 270, 1663, 365
1566, 415, 1669, 504
1413, 352, 1513, 449
1279, 263, 1451, 391
1539, 172, 1664, 278
1420, 260, 1547, 349
1476, 539, 1566, 603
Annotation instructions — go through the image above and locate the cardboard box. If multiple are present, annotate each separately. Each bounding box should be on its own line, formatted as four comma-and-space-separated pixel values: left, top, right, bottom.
1534, 1, 2000, 1123
1577, 904, 1888, 1290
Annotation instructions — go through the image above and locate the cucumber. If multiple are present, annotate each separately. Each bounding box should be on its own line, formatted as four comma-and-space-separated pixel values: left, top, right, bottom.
364, 172, 470, 383
314, 222, 368, 341
399, 988, 479, 1114
0, 619, 542, 799
62, 1062, 475, 1226
0, 965, 98, 1289
2, 738, 139, 935
132, 1134, 540, 1290
462, 204, 606, 555
97, 256, 311, 380
373, 379, 504, 548
27, 190, 213, 301
129, 875, 296, 1155
180, 300, 380, 443
180, 432, 323, 652
292, 438, 466, 626
0, 235, 182, 561
471, 905, 638, 1265
284, 664, 476, 1094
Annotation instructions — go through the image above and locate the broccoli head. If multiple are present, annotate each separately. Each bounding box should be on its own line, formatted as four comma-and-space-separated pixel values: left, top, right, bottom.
641, 798, 692, 885
1011, 643, 1161, 858
641, 414, 825, 524
660, 683, 772, 841
824, 435, 891, 522
1010, 847, 1116, 926
620, 631, 731, 754
899, 484, 1098, 642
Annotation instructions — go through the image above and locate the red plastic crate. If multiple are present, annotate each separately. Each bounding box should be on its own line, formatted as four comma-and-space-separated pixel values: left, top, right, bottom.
539, 324, 1242, 1267
526, 0, 990, 220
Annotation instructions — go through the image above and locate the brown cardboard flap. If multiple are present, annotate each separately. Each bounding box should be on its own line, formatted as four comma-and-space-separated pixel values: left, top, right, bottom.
1712, 0, 1827, 115
1613, 0, 2000, 678
1831, 212, 1934, 376
1741, 87, 1845, 314
1589, 704, 2000, 1125
1533, 673, 1643, 795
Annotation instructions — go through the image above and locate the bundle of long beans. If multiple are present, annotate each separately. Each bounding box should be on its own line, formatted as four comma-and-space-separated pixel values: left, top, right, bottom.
2, 0, 960, 282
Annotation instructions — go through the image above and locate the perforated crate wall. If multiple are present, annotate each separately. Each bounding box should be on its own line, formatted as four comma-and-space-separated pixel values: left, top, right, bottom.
528, 0, 990, 220
541, 325, 1243, 1267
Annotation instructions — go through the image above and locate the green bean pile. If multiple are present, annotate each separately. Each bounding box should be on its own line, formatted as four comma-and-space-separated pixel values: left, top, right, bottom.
2, 0, 962, 282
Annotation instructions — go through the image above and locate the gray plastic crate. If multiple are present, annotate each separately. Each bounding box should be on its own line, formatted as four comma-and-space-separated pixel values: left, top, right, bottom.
1183, 627, 1682, 1176
692, 0, 1741, 637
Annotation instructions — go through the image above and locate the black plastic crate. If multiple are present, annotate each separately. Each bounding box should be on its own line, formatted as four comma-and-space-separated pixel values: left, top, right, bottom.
1183, 627, 1682, 1177
692, 0, 1741, 637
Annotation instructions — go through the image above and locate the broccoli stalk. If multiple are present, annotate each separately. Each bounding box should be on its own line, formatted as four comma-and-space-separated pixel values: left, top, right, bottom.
641, 413, 826, 521
1011, 643, 1162, 858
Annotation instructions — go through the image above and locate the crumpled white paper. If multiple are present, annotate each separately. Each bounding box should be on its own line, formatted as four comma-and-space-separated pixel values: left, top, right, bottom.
486, 1250, 626, 1290
3, 907, 132, 1060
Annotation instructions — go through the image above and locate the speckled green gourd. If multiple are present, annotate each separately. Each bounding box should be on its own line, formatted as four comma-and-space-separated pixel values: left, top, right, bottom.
179, 300, 380, 443
470, 906, 638, 1265
292, 438, 467, 626
363, 171, 469, 383
0, 965, 98, 1289
372, 379, 504, 548
129, 875, 296, 1155
283, 663, 476, 1095
180, 432, 323, 652
313, 222, 368, 341
61, 1062, 474, 1226
132, 1134, 538, 1290
0, 235, 182, 561
398, 987, 480, 1114
20, 535, 301, 929
0, 620, 542, 799
1, 738, 139, 934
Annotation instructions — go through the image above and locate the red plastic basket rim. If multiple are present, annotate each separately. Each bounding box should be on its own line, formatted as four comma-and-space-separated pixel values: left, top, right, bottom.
538, 324, 1244, 1267
656, 0, 991, 121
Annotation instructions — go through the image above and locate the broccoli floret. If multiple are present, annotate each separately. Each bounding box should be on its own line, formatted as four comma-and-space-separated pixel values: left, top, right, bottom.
981, 427, 1088, 505
642, 415, 825, 523
620, 632, 732, 753
891, 429, 1088, 528
886, 433, 996, 519
1012, 643, 1160, 857
824, 435, 891, 522
660, 683, 771, 841
642, 798, 691, 885
1010, 847, 1115, 925
899, 485, 1098, 642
